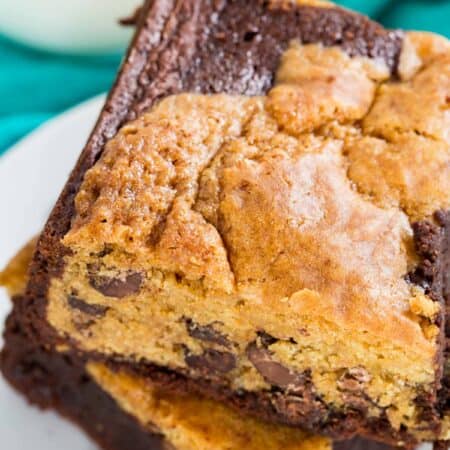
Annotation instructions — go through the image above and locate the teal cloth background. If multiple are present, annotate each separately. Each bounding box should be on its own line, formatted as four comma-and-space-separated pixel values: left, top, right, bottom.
0, 0, 449, 156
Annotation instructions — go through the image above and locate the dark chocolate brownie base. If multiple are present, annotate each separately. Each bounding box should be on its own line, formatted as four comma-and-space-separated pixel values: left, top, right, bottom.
21, 0, 445, 446
436, 211, 450, 410
410, 211, 450, 428
434, 210, 450, 450
434, 442, 449, 450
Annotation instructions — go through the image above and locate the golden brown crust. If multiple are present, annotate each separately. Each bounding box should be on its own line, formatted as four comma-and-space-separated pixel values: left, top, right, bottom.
63, 39, 450, 353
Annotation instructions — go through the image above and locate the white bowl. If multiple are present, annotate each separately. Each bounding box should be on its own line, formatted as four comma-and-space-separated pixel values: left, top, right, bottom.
0, 0, 140, 53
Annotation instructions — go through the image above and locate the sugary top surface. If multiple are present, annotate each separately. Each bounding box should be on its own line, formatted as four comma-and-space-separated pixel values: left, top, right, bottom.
65, 32, 450, 355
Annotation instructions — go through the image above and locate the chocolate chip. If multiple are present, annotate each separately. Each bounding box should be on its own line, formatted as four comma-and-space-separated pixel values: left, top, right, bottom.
89, 271, 142, 298
257, 331, 278, 346
185, 318, 230, 347
68, 296, 109, 317
433, 442, 449, 450
335, 367, 372, 412
337, 367, 370, 393
434, 209, 450, 227
147, 215, 168, 247
271, 391, 324, 427
73, 318, 96, 332
246, 343, 306, 391
185, 348, 236, 374
243, 30, 259, 42
95, 244, 114, 258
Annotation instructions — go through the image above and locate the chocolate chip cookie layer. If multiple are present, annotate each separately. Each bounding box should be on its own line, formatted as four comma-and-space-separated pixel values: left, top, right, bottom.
2, 238, 397, 450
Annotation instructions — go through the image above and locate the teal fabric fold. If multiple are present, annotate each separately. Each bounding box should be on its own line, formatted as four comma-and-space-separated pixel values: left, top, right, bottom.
0, 36, 120, 156
337, 0, 392, 18
0, 1, 449, 156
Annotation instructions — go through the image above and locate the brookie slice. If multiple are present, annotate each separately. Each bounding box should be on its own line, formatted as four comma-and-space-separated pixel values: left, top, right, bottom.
13, 1, 450, 447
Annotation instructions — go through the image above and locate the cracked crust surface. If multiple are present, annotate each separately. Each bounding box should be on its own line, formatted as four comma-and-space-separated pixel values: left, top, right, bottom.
18, 0, 449, 446
60, 39, 445, 355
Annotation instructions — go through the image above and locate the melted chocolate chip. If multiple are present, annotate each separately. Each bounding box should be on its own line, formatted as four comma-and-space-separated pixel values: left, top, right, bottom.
68, 296, 109, 317
271, 390, 325, 428
95, 244, 114, 258
89, 271, 142, 298
337, 367, 370, 393
246, 342, 307, 391
147, 215, 168, 247
257, 331, 278, 346
184, 348, 236, 374
185, 318, 230, 347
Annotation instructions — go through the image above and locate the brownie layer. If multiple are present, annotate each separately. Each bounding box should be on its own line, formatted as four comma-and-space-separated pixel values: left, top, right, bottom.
436, 210, 450, 443
19, 0, 449, 447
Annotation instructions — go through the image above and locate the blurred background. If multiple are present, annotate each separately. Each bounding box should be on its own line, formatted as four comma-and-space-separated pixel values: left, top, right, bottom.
0, 0, 449, 156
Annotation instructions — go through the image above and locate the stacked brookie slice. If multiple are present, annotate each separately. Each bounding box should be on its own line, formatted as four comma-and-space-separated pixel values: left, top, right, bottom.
1, 1, 449, 449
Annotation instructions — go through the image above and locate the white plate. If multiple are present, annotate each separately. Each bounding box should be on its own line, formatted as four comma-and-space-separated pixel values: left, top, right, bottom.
0, 94, 105, 450
0, 95, 435, 450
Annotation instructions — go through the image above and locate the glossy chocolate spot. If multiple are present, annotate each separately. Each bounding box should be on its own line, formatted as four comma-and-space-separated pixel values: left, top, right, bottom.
184, 348, 236, 374
68, 296, 109, 317
185, 318, 230, 347
246, 342, 307, 391
89, 271, 142, 298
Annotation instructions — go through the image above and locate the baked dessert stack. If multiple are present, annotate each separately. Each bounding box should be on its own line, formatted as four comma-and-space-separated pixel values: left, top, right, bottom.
1, 0, 449, 449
